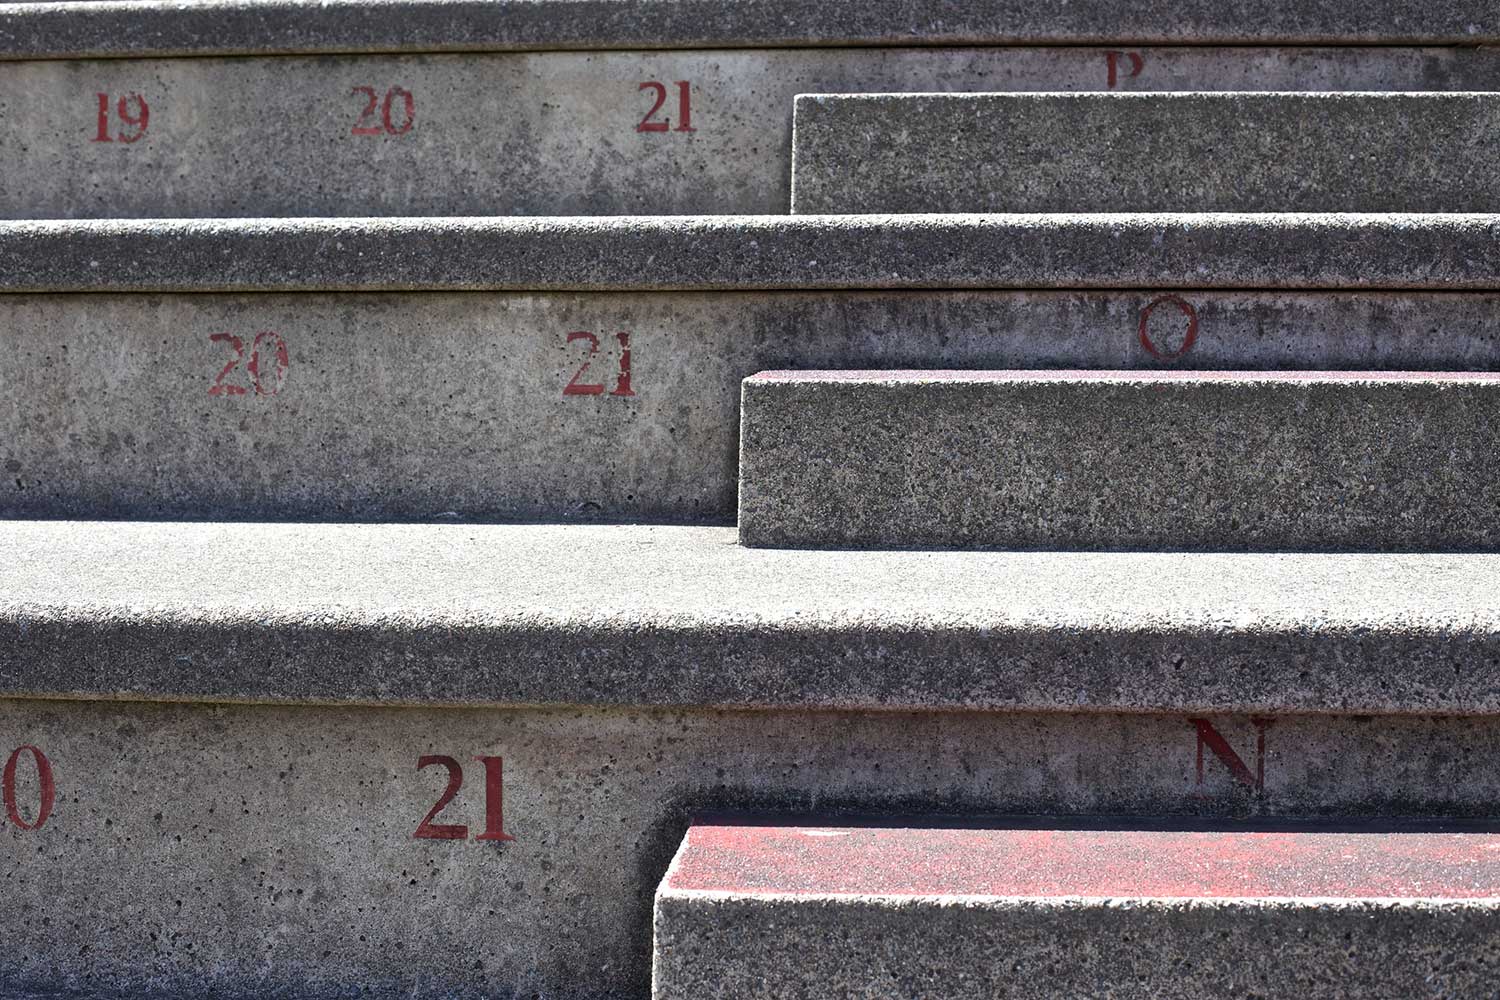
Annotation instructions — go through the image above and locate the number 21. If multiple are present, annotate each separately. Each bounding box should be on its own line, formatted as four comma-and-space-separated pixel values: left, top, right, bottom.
637, 81, 695, 133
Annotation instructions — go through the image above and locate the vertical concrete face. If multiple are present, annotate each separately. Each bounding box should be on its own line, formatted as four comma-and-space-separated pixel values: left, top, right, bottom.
7, 291, 1500, 522
2, 48, 1500, 218
791, 92, 1500, 213
6, 698, 1500, 998
738, 370, 1500, 551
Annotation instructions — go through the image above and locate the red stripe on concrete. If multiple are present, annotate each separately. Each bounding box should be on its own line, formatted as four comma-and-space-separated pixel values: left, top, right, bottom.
746, 369, 1500, 384
666, 825, 1500, 900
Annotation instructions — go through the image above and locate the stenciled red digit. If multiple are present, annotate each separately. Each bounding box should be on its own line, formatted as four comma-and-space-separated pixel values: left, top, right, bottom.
413, 755, 468, 840
247, 331, 291, 396
383, 87, 415, 135
3, 745, 55, 832
208, 333, 248, 396
473, 756, 516, 842
563, 331, 606, 395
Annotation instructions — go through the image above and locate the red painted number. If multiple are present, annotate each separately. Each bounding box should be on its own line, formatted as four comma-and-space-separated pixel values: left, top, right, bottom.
1105, 51, 1145, 88
1138, 295, 1199, 361
637, 81, 695, 133
563, 331, 636, 398
3, 745, 55, 832
209, 331, 290, 397
413, 754, 515, 842
93, 92, 149, 143
352, 86, 415, 136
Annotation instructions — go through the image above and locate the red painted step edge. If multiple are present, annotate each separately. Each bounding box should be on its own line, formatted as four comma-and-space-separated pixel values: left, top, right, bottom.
664, 825, 1500, 900
746, 370, 1500, 384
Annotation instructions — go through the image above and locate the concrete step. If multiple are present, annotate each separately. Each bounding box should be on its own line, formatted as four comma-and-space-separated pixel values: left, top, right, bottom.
4, 215, 1500, 522
3, 0, 1497, 58
653, 822, 1500, 999
792, 92, 1500, 214
6, 52, 1500, 218
739, 369, 1500, 552
5, 520, 1500, 995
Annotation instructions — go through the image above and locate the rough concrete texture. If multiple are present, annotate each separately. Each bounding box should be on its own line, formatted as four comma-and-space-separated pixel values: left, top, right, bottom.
9, 522, 1500, 715
6, 700, 1500, 999
654, 892, 1500, 999
8, 290, 1500, 522
662, 823, 1500, 898
792, 92, 1500, 214
739, 370, 1500, 552
1, 0, 1497, 58
3, 215, 1500, 292
4, 49, 1500, 218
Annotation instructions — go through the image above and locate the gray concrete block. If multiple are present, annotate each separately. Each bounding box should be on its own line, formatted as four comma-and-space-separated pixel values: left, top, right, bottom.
4, 215, 1500, 292
6, 700, 1500, 998
6, 48, 1500, 218
2, 0, 1498, 58
792, 92, 1500, 214
7, 290, 1500, 523
739, 370, 1500, 552
653, 823, 1500, 1000
8, 521, 1500, 716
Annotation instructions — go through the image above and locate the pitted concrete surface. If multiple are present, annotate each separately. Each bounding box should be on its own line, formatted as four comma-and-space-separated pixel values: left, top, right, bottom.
739, 370, 1500, 552
2, 0, 1497, 57
6, 522, 1500, 714
3, 214, 1500, 291
792, 92, 1500, 214
7, 290, 1500, 522
653, 892, 1500, 999
4, 700, 1500, 999
5, 49, 1500, 218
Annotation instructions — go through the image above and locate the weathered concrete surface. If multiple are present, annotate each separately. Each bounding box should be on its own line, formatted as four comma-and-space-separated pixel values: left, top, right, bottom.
5, 49, 1500, 218
7, 290, 1500, 522
739, 370, 1500, 552
8, 522, 1500, 715
5, 700, 1500, 999
792, 92, 1500, 214
654, 826, 1500, 1000
4, 215, 1500, 292
2, 0, 1498, 58
663, 823, 1500, 898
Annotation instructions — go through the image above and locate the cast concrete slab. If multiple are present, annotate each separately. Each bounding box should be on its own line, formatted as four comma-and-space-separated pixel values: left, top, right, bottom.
3, 214, 1500, 291
2, 0, 1496, 59
8, 702, 1500, 999
792, 92, 1500, 214
739, 369, 1500, 552
653, 822, 1500, 999
6, 49, 1500, 218
7, 521, 1500, 715
10, 288, 1500, 522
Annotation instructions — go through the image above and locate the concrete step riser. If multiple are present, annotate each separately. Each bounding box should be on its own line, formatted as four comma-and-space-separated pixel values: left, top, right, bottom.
8, 291, 1500, 522
654, 825, 1500, 1000
793, 92, 1500, 213
6, 698, 1500, 998
740, 371, 1500, 551
3, 50, 1500, 217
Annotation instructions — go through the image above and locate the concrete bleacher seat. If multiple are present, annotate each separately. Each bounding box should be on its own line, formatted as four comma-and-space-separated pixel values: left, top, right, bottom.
1, 1, 1498, 997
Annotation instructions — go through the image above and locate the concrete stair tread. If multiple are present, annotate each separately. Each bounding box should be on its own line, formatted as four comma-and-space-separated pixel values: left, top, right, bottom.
4, 0, 1497, 60
5, 520, 1500, 714
791, 91, 1500, 214
662, 821, 1500, 900
653, 821, 1500, 998
738, 368, 1500, 552
2, 213, 1498, 291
